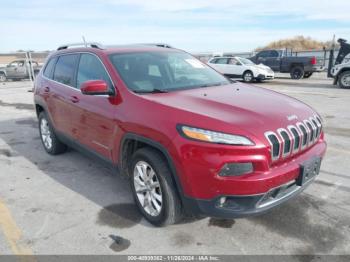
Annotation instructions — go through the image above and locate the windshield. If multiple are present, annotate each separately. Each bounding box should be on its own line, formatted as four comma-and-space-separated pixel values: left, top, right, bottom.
109, 51, 230, 93
238, 57, 255, 65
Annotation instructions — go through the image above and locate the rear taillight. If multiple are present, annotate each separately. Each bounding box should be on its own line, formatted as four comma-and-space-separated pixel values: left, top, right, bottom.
311, 56, 317, 65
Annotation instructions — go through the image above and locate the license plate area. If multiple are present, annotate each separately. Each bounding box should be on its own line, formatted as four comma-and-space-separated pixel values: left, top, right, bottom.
296, 157, 321, 186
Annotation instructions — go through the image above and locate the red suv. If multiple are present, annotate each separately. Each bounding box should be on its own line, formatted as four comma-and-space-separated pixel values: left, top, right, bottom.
34, 43, 326, 226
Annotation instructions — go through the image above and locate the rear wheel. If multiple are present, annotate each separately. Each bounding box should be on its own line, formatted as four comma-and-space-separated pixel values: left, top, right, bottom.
130, 148, 183, 226
242, 71, 254, 82
0, 73, 6, 82
38, 111, 67, 155
290, 66, 304, 79
303, 72, 313, 78
338, 71, 350, 89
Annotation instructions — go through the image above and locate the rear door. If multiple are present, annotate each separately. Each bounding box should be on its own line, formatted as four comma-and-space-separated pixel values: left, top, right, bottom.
70, 53, 116, 159
228, 58, 245, 76
49, 54, 80, 135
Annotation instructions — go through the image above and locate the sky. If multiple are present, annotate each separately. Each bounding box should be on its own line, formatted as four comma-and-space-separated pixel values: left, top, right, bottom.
1, 0, 350, 53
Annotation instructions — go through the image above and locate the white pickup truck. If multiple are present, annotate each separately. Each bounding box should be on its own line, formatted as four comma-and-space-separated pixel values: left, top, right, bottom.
0, 60, 41, 82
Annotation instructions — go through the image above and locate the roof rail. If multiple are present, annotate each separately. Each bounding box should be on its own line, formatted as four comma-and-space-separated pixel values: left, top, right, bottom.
57, 42, 104, 50
141, 43, 173, 48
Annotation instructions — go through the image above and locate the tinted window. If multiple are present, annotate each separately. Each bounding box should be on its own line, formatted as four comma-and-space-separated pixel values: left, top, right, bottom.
43, 58, 57, 78
215, 58, 229, 64
270, 50, 279, 57
77, 54, 112, 90
258, 51, 270, 58
53, 54, 79, 87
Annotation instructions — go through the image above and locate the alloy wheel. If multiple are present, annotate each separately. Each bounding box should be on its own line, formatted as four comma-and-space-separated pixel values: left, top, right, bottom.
40, 118, 53, 150
133, 161, 163, 216
341, 73, 350, 87
244, 72, 253, 82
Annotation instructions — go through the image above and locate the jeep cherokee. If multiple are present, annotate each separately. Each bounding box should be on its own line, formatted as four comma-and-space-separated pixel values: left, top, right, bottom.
34, 43, 327, 226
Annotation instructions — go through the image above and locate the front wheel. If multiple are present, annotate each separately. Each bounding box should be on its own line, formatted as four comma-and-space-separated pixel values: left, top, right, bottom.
130, 148, 183, 226
0, 73, 6, 82
338, 71, 350, 89
242, 71, 254, 82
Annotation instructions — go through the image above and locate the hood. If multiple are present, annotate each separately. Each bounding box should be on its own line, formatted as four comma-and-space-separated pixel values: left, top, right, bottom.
256, 63, 272, 70
142, 82, 317, 140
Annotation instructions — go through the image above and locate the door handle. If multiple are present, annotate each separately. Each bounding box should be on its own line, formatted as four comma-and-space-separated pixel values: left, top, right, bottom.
70, 96, 79, 103
44, 86, 50, 93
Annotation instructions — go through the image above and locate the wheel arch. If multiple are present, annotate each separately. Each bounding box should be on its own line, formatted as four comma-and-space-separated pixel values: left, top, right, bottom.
119, 133, 185, 198
289, 63, 304, 71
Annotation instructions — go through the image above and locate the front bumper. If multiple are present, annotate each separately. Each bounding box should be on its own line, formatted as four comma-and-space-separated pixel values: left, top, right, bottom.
256, 73, 274, 80
183, 172, 318, 218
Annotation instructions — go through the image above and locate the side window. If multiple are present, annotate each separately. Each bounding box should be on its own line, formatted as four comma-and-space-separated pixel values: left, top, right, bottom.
228, 58, 240, 65
77, 54, 112, 90
270, 50, 279, 58
216, 58, 229, 64
43, 57, 57, 78
53, 54, 79, 87
258, 51, 269, 58
210, 58, 218, 64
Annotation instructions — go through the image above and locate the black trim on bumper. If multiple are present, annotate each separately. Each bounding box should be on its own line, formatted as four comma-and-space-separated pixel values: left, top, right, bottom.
182, 177, 315, 219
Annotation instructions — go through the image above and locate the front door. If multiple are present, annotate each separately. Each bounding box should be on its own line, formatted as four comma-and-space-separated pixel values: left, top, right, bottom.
70, 53, 117, 160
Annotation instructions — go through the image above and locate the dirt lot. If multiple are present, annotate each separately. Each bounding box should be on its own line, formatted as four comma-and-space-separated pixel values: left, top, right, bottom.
0, 74, 349, 256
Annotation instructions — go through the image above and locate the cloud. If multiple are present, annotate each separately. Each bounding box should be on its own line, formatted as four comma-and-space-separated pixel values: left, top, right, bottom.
0, 0, 349, 52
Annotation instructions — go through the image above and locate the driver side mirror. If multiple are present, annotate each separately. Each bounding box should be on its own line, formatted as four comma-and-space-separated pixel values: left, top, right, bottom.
80, 80, 113, 96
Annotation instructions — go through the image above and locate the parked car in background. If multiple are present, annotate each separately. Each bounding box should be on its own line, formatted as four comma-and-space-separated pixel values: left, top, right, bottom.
249, 49, 324, 79
208, 56, 274, 82
0, 59, 41, 82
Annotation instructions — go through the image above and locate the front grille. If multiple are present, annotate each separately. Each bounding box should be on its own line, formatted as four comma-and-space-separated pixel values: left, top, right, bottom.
265, 115, 322, 162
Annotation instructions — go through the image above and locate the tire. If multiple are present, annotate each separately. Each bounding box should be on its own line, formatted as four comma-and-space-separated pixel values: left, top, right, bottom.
0, 73, 6, 82
303, 72, 313, 78
338, 71, 350, 89
38, 111, 67, 155
242, 71, 254, 82
290, 66, 304, 79
130, 147, 183, 226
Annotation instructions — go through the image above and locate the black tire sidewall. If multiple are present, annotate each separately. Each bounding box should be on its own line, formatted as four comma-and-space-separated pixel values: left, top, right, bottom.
243, 71, 254, 82
339, 72, 350, 89
129, 148, 181, 226
0, 73, 6, 82
38, 112, 66, 154
290, 66, 304, 79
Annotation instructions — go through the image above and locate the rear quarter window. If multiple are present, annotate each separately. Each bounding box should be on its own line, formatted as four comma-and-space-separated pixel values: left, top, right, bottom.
43, 57, 57, 78
53, 54, 79, 87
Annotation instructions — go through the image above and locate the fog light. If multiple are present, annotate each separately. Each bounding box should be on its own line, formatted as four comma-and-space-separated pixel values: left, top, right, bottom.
219, 197, 226, 207
219, 162, 253, 176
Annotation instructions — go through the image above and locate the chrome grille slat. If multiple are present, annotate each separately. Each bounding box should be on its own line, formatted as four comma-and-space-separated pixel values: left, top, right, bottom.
266, 115, 322, 162
277, 128, 292, 157
288, 125, 301, 154
264, 131, 281, 161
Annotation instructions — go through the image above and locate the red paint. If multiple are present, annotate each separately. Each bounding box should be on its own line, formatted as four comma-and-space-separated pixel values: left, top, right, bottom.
34, 46, 326, 200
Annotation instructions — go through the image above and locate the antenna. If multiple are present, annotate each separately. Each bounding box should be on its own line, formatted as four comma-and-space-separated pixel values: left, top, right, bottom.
82, 36, 87, 47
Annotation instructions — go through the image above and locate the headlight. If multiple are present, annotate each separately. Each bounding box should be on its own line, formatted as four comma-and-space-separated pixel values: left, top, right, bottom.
178, 125, 254, 145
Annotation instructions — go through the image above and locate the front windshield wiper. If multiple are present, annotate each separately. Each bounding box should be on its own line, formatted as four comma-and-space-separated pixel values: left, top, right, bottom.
133, 88, 169, 94
196, 82, 227, 88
